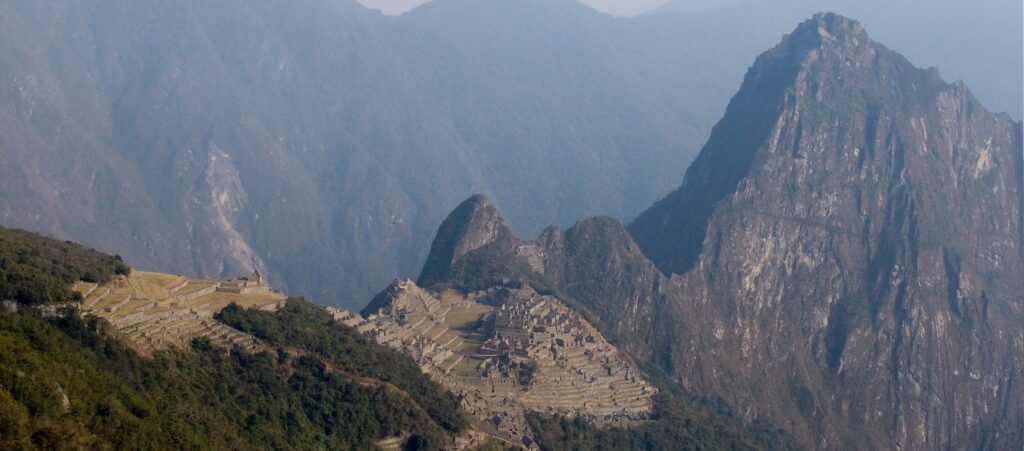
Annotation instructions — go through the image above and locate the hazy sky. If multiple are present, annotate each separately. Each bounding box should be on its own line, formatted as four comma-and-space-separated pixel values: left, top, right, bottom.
358, 0, 678, 16
355, 0, 1022, 119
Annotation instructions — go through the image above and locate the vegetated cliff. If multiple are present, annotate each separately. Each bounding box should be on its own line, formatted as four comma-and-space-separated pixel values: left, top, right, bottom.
417, 194, 517, 288
626, 13, 1023, 449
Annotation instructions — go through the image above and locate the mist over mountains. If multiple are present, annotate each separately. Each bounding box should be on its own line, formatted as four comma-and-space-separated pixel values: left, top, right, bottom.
0, 0, 1018, 310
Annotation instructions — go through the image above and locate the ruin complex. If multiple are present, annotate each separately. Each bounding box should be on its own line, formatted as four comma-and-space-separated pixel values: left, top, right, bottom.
328, 279, 655, 447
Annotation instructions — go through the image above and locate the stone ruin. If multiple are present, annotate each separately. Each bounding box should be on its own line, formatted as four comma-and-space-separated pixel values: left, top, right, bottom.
329, 279, 656, 448
215, 269, 271, 295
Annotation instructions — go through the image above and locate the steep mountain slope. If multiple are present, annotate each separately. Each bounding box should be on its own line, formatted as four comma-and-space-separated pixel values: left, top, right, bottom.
416, 194, 516, 288
3, 0, 1014, 311
627, 13, 1024, 449
0, 0, 709, 309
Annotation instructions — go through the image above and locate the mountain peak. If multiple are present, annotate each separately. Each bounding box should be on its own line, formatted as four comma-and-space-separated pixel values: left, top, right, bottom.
766, 12, 871, 57
795, 12, 868, 43
463, 193, 491, 208
417, 194, 515, 287
762, 12, 876, 74
631, 13, 945, 275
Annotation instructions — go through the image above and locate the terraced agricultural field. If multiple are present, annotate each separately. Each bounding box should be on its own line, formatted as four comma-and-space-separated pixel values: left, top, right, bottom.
75, 271, 286, 355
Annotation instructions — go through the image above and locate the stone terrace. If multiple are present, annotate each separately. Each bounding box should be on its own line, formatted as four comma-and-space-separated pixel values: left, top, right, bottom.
75, 271, 286, 355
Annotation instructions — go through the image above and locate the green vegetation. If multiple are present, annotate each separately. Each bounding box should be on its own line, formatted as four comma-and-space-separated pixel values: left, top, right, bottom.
0, 311, 461, 449
526, 393, 799, 451
0, 226, 129, 305
216, 298, 466, 434
435, 241, 551, 293
0, 226, 465, 450
473, 437, 519, 451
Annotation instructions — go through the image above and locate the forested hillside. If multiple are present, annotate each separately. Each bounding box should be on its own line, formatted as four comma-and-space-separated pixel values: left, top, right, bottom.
0, 227, 129, 305
0, 226, 464, 450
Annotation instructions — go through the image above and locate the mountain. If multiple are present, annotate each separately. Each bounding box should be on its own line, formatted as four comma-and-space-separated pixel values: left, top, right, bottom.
2, 0, 1016, 311
415, 13, 1024, 449
627, 13, 1023, 448
0, 0, 713, 310
416, 194, 517, 288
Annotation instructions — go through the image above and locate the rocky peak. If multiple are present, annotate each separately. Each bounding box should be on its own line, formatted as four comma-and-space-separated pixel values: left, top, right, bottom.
788, 12, 868, 47
417, 194, 516, 287
535, 224, 562, 249
761, 12, 875, 74
630, 12, 998, 276
536, 216, 671, 353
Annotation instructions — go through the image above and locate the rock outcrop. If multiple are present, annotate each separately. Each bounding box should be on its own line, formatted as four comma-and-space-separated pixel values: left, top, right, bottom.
534, 218, 673, 364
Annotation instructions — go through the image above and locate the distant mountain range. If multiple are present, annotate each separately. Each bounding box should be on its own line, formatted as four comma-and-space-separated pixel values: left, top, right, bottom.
0, 0, 1019, 311
0, 0, 740, 309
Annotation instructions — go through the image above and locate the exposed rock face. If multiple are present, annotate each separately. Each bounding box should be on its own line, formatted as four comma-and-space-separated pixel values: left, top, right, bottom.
626, 13, 1024, 449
